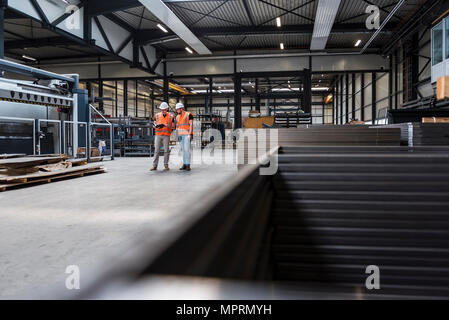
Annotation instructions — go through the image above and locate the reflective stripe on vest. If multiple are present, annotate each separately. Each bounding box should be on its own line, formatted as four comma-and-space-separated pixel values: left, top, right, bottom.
176, 111, 193, 136
155, 112, 173, 136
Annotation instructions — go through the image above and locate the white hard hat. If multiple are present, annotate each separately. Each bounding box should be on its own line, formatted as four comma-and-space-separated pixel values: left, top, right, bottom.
175, 102, 185, 110
159, 102, 169, 110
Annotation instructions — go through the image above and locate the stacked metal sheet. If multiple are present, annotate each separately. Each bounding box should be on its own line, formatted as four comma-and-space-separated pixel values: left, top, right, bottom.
278, 126, 400, 146
379, 123, 449, 146
272, 146, 449, 298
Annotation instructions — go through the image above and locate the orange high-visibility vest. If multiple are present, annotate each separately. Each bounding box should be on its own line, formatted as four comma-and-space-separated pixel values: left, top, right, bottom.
155, 112, 174, 136
176, 111, 193, 136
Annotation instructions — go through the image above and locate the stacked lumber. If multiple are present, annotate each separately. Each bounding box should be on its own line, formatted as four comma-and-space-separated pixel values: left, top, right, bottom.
0, 154, 26, 159
0, 155, 105, 192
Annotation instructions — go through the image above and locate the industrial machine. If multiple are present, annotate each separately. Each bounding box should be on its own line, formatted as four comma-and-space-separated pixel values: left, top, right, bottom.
0, 59, 112, 162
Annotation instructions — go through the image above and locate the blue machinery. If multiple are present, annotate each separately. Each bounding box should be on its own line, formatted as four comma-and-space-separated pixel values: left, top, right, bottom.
0, 58, 114, 161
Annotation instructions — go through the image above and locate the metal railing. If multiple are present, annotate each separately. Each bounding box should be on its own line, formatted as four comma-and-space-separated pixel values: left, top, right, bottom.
89, 104, 114, 161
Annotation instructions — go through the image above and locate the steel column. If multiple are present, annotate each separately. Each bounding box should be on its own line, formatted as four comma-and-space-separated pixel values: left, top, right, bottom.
340, 75, 344, 124
322, 94, 325, 125
234, 74, 242, 129
163, 61, 169, 102
303, 69, 312, 114
124, 79, 128, 116
389, 54, 393, 110
209, 77, 213, 114
335, 80, 339, 124
345, 74, 349, 124
135, 80, 138, 116
115, 81, 118, 117
394, 49, 399, 109
361, 73, 365, 121
255, 79, 260, 112
351, 73, 355, 120
0, 1, 5, 60
372, 72, 377, 124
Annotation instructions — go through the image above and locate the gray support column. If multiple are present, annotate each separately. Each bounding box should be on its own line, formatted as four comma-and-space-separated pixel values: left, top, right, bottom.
234, 74, 242, 129
394, 49, 399, 109
389, 54, 393, 110
340, 75, 344, 124
345, 74, 349, 124
360, 73, 365, 121
255, 79, 260, 112
351, 73, 355, 120
335, 81, 339, 124
163, 62, 169, 102
411, 33, 419, 101
124, 80, 128, 116
303, 69, 312, 114
209, 77, 213, 114
151, 89, 155, 116
61, 120, 65, 155
135, 80, 138, 116
372, 72, 377, 124
322, 94, 325, 125
98, 61, 104, 113
0, 1, 5, 60
115, 81, 118, 117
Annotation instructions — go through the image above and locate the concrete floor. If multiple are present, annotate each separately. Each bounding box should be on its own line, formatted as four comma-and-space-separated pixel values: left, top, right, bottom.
0, 152, 237, 299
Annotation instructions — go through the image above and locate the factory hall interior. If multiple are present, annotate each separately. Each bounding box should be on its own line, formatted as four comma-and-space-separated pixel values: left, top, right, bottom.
2, 0, 449, 301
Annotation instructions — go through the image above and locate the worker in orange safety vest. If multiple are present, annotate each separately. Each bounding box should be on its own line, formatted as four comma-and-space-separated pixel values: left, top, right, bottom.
151, 102, 175, 171
176, 102, 194, 171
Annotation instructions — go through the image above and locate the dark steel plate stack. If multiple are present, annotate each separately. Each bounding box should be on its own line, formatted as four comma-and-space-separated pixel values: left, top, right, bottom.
272, 146, 449, 298
379, 123, 449, 146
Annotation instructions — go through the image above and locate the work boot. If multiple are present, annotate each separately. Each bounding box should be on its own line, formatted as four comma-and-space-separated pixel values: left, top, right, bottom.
150, 166, 157, 171
164, 165, 170, 171
185, 165, 191, 171
179, 165, 186, 170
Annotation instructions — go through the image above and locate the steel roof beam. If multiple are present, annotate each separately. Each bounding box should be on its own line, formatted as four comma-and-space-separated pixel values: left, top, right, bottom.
138, 0, 211, 55
87, 0, 141, 16
135, 23, 395, 45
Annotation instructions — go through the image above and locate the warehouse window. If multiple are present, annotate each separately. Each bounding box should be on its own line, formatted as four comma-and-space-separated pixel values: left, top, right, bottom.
432, 22, 443, 65
446, 18, 449, 59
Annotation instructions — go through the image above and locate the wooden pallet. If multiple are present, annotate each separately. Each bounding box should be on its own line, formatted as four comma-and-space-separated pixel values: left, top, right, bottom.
0, 156, 66, 169
0, 164, 104, 183
0, 154, 26, 159
0, 167, 105, 192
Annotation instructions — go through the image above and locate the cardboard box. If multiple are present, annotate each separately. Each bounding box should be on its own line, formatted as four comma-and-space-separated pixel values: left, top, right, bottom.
77, 147, 100, 158
244, 116, 275, 129
422, 117, 449, 123
436, 76, 449, 100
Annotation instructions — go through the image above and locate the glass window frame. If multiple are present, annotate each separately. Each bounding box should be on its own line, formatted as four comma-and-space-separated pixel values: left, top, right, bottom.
432, 21, 444, 66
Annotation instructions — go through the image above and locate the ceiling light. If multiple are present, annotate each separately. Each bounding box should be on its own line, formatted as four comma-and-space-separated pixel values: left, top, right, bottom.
157, 24, 168, 33
280, 43, 284, 50
186, 47, 193, 54
354, 39, 362, 47
276, 17, 282, 27
310, 0, 342, 50
22, 55, 36, 61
